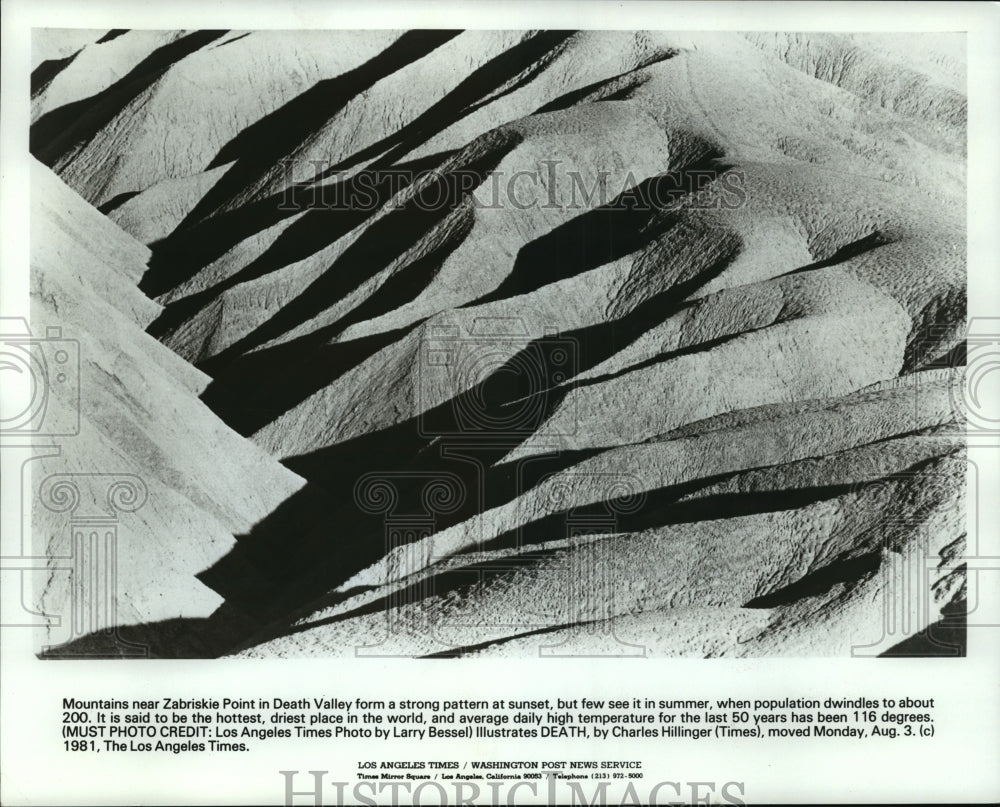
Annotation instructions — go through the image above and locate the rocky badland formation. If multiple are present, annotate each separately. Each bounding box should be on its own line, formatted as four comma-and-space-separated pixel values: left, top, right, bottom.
28, 29, 967, 657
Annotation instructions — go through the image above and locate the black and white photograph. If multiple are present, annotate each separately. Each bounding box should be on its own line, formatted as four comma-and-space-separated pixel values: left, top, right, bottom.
2, 2, 998, 805
22, 25, 972, 659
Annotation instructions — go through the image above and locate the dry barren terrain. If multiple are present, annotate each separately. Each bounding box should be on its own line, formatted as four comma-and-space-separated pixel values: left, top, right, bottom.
28, 29, 967, 657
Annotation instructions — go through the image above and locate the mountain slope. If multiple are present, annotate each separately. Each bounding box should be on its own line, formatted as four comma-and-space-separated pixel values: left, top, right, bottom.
29, 29, 967, 658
